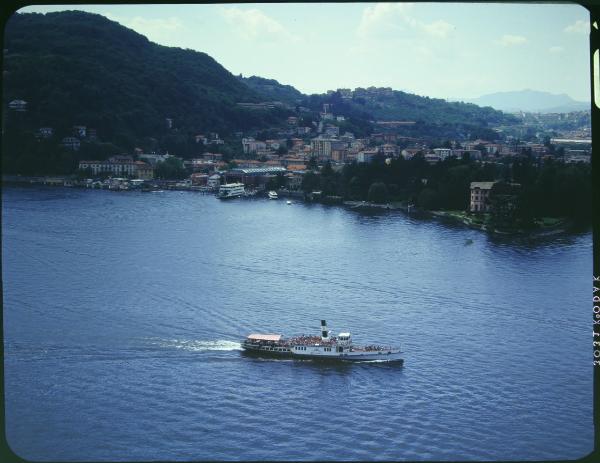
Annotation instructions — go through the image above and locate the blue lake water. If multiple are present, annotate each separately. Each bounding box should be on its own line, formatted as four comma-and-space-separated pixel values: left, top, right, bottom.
2, 185, 593, 461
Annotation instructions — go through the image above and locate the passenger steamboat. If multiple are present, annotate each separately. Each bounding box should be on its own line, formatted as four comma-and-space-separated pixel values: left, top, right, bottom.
218, 183, 245, 199
241, 320, 403, 362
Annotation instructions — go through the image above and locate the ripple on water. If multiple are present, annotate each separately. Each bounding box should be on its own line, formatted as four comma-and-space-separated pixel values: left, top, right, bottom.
2, 187, 593, 461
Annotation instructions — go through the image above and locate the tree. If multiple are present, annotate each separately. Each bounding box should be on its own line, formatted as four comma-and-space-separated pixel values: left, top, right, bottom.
155, 157, 187, 179
417, 188, 439, 210
488, 182, 521, 231
321, 160, 334, 177
266, 173, 286, 190
301, 171, 321, 193
367, 181, 388, 203
348, 176, 363, 199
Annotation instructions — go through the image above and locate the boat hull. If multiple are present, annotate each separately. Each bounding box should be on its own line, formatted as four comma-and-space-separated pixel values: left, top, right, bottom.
241, 343, 293, 358
241, 344, 403, 363
291, 351, 404, 363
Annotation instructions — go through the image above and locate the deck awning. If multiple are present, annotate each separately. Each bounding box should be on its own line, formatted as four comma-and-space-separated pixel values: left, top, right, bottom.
247, 333, 282, 342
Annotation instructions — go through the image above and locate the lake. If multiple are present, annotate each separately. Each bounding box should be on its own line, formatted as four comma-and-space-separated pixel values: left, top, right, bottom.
2, 185, 593, 461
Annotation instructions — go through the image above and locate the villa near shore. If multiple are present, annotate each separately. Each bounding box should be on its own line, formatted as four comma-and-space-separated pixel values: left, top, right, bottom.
470, 181, 496, 212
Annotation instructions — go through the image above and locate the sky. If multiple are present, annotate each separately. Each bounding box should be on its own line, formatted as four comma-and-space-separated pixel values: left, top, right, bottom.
18, 3, 592, 101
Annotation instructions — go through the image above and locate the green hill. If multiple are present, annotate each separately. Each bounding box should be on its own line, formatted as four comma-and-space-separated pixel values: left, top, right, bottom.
2, 11, 295, 173
2, 10, 517, 175
298, 88, 517, 139
238, 75, 304, 106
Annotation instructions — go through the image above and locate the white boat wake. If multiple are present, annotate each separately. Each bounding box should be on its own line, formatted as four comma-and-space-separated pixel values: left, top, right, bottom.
150, 339, 243, 352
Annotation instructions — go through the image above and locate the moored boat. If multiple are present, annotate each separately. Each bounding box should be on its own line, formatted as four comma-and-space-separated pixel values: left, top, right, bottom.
241, 320, 403, 363
268, 190, 278, 200
218, 183, 245, 199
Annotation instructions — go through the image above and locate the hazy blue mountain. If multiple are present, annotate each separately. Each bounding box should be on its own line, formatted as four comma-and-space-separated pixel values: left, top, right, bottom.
459, 89, 590, 113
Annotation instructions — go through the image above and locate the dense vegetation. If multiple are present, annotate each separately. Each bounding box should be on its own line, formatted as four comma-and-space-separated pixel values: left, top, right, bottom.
301, 155, 591, 225
238, 75, 304, 105
239, 75, 517, 136
3, 10, 517, 176
2, 11, 293, 173
297, 89, 517, 139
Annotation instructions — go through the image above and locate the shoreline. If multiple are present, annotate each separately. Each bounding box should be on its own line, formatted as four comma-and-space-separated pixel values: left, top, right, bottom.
428, 210, 575, 237
3, 177, 583, 237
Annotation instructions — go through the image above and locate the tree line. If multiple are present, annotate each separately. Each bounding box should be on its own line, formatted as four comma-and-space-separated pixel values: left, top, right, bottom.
301, 155, 591, 225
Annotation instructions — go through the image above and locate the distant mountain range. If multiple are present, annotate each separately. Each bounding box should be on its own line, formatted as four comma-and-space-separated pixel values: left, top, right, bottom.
457, 89, 590, 114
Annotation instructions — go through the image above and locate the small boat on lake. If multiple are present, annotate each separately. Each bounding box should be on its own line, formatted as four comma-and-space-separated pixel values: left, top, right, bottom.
268, 191, 278, 200
242, 320, 403, 363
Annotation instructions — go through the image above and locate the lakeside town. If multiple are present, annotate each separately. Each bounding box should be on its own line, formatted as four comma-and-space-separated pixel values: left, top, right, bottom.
4, 94, 592, 236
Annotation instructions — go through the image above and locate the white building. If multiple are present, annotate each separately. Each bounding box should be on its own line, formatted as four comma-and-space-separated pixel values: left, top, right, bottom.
432, 148, 453, 160
8, 99, 27, 111
265, 140, 282, 150
357, 149, 379, 163
311, 137, 335, 160
79, 156, 154, 179
242, 137, 267, 154
139, 153, 172, 166
208, 174, 221, 189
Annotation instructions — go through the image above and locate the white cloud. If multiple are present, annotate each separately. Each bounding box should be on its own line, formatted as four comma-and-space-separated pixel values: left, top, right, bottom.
421, 20, 454, 38
564, 19, 590, 34
357, 3, 414, 37
221, 7, 298, 43
357, 3, 453, 39
549, 46, 564, 54
494, 34, 527, 47
103, 13, 184, 45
